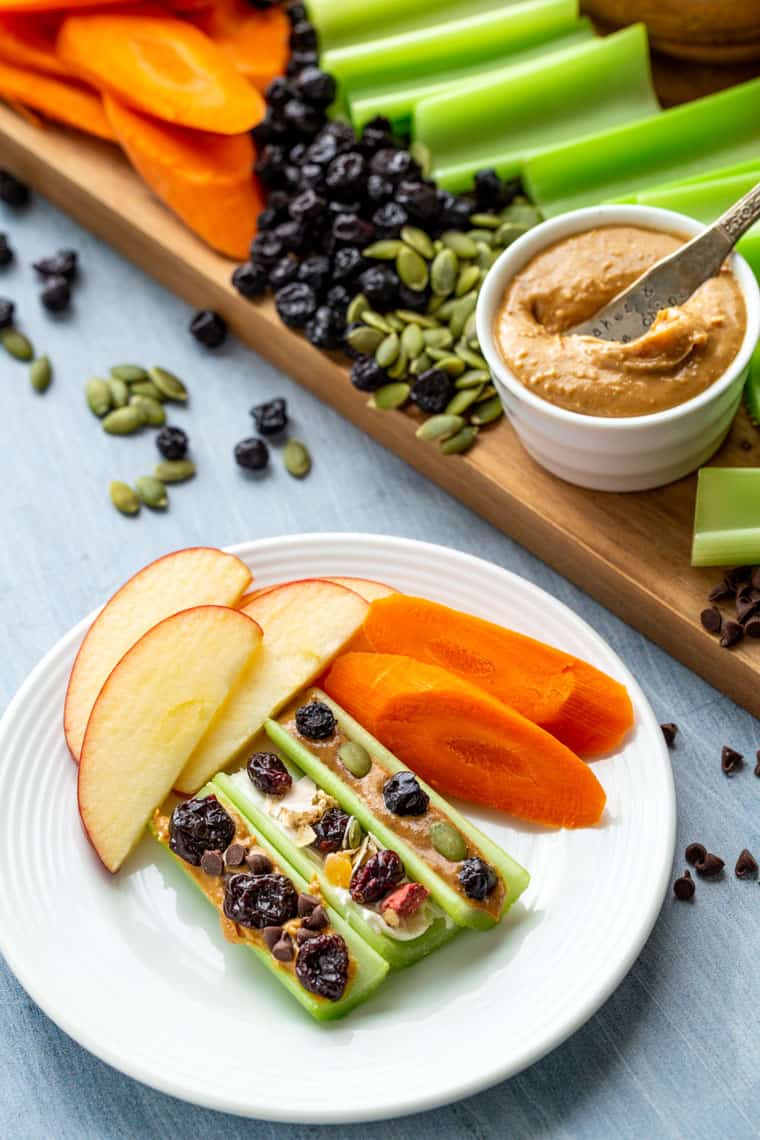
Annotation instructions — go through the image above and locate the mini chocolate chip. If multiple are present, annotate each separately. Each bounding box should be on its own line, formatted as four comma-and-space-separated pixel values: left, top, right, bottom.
660, 723, 678, 747
735, 849, 758, 879
725, 566, 751, 590
745, 617, 760, 639
755, 750, 760, 777
695, 852, 724, 878
304, 904, 328, 931
225, 843, 246, 867
200, 850, 224, 875
297, 892, 319, 917
246, 851, 273, 875
720, 620, 744, 648
262, 925, 283, 950
708, 582, 734, 603
296, 926, 320, 943
272, 935, 294, 961
735, 587, 760, 624
685, 842, 707, 866
721, 745, 743, 775
673, 870, 695, 901
700, 606, 722, 634
752, 567, 760, 591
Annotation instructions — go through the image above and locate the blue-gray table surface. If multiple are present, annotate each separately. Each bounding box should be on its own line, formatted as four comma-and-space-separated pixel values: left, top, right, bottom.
1, 197, 758, 1140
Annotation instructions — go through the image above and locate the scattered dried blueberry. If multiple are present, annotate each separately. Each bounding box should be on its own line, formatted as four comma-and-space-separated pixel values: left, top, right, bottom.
306, 304, 344, 348
251, 396, 288, 435
350, 355, 388, 392
411, 368, 455, 414
0, 171, 30, 208
0, 234, 13, 267
200, 850, 224, 876
383, 771, 430, 816
234, 437, 270, 471
275, 281, 317, 328
169, 795, 235, 866
312, 807, 350, 853
156, 425, 188, 461
459, 857, 498, 901
350, 849, 404, 904
246, 851, 274, 876
685, 842, 707, 866
296, 933, 349, 1000
0, 298, 13, 329
190, 309, 227, 348
247, 751, 292, 796
735, 848, 758, 879
721, 745, 743, 775
40, 275, 71, 313
295, 700, 336, 741
673, 870, 695, 900
33, 248, 78, 282
223, 872, 298, 929
660, 723, 678, 748
755, 750, 760, 777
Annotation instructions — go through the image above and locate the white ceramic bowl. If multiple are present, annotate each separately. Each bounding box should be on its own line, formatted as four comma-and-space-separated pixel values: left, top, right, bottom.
476, 204, 760, 492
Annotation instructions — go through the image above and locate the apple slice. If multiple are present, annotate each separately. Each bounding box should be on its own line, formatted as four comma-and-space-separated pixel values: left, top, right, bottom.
236, 576, 395, 607
79, 605, 262, 872
175, 580, 368, 794
65, 547, 252, 762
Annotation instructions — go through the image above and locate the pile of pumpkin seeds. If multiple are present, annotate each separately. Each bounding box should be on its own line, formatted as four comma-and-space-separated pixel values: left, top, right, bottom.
345, 197, 541, 454
86, 363, 196, 517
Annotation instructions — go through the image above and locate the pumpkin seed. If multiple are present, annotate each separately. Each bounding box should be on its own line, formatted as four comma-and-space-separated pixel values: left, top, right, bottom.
409, 139, 431, 177
386, 347, 409, 380
347, 293, 369, 324
416, 414, 465, 442
29, 355, 52, 393
396, 245, 428, 291
479, 383, 497, 398
476, 244, 498, 271
369, 382, 410, 410
375, 331, 399, 369
427, 294, 446, 315
440, 425, 478, 455
343, 816, 364, 849
129, 394, 166, 426
338, 741, 372, 779
467, 228, 496, 246
469, 212, 501, 230
423, 326, 453, 350
470, 395, 503, 426
441, 231, 478, 259
409, 352, 432, 376
435, 297, 458, 321
501, 200, 542, 227
463, 314, 478, 341
496, 221, 531, 248
130, 379, 164, 401
149, 366, 188, 403
432, 354, 465, 377
449, 296, 477, 339
396, 309, 439, 328
455, 265, 481, 297
86, 377, 112, 417
1, 327, 33, 361
400, 322, 424, 358
107, 376, 129, 407
154, 458, 196, 483
401, 225, 434, 260
346, 325, 384, 355
111, 364, 148, 383
456, 368, 490, 389
362, 310, 394, 334
102, 405, 147, 435
446, 387, 483, 415
283, 439, 311, 478
109, 481, 140, 516
363, 239, 404, 260
135, 475, 168, 509
386, 313, 404, 332
456, 345, 489, 371
430, 248, 458, 297
430, 820, 468, 862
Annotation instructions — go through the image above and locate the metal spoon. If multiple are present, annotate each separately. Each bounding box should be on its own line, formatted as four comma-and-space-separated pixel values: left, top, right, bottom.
571, 178, 760, 343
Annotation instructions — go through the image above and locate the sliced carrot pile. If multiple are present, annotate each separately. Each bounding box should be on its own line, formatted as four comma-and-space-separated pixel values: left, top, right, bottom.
0, 0, 124, 10
104, 94, 260, 258
324, 653, 607, 829
57, 13, 264, 133
0, 57, 114, 137
192, 0, 289, 92
0, 14, 71, 76
363, 595, 634, 758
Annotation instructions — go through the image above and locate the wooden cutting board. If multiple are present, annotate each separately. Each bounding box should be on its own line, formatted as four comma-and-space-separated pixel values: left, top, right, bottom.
3, 106, 759, 716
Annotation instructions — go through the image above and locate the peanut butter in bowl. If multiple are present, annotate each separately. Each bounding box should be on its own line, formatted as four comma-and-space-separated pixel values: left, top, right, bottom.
494, 225, 746, 418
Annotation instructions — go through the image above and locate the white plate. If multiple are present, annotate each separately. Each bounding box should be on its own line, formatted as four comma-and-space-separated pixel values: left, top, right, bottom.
0, 534, 675, 1123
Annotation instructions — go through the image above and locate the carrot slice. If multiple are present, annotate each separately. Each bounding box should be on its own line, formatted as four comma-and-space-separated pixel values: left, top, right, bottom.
363, 594, 634, 757
192, 0, 289, 92
104, 94, 260, 258
324, 653, 606, 828
0, 0, 124, 10
57, 13, 264, 134
0, 58, 115, 138
0, 14, 71, 77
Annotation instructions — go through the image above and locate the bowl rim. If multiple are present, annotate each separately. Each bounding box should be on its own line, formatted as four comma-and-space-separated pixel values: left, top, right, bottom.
476, 203, 760, 431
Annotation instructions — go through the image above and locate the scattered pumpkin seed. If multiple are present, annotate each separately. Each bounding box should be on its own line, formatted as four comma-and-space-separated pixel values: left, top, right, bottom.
441, 231, 478, 259
338, 740, 372, 778
362, 310, 394, 334
134, 474, 168, 509
409, 352, 432, 376
456, 368, 491, 389
129, 394, 166, 426
375, 331, 400, 369
86, 377, 112, 417
109, 480, 140, 516
347, 293, 369, 324
446, 387, 483, 415
369, 382, 410, 410
110, 364, 148, 383
455, 265, 481, 297
363, 239, 404, 260
283, 439, 311, 478
430, 820, 468, 862
440, 425, 478, 455
149, 365, 188, 403
102, 404, 147, 435
396, 245, 429, 291
29, 355, 51, 393
401, 225, 435, 260
409, 139, 431, 177
154, 458, 196, 483
129, 379, 164, 401
416, 414, 465, 442
346, 325, 384, 355
470, 395, 503, 426
107, 376, 129, 407
430, 248, 458, 297
387, 347, 409, 380
343, 816, 364, 848
1, 327, 33, 361
456, 345, 489, 371
423, 326, 453, 349
469, 212, 502, 230
400, 322, 424, 358
396, 309, 439, 328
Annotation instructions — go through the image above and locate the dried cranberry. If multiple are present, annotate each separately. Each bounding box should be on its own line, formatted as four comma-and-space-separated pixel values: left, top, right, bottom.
295, 700, 336, 740
247, 751, 292, 795
350, 355, 388, 391
223, 872, 298, 929
0, 170, 29, 208
40, 275, 71, 313
0, 234, 12, 267
251, 396, 288, 435
232, 260, 268, 298
234, 437, 270, 471
411, 368, 454, 414
156, 425, 188, 461
383, 771, 429, 816
33, 248, 78, 282
306, 305, 344, 349
169, 795, 235, 866
459, 857, 498, 901
189, 309, 227, 348
0, 298, 14, 329
274, 281, 317, 328
312, 807, 350, 853
350, 849, 404, 904
296, 932, 349, 1001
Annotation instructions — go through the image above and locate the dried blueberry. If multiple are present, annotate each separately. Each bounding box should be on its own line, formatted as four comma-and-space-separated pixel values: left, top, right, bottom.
297, 162, 327, 193
369, 148, 401, 177
296, 932, 349, 1001
275, 281, 317, 328
189, 309, 227, 348
275, 219, 310, 254
0, 170, 29, 208
437, 190, 472, 230
247, 750, 292, 795
383, 771, 430, 817
332, 214, 374, 248
332, 246, 366, 283
325, 284, 351, 314
306, 132, 343, 167
264, 76, 292, 110
283, 97, 323, 137
358, 264, 399, 310
33, 248, 78, 282
350, 354, 388, 391
397, 283, 429, 313
296, 699, 336, 740
289, 19, 317, 52
287, 50, 320, 77
232, 260, 268, 298
0, 298, 14, 329
289, 188, 326, 223
156, 425, 188, 461
251, 233, 285, 268
286, 2, 306, 22
459, 857, 498, 901
298, 254, 331, 294
170, 795, 235, 866
269, 256, 300, 290
326, 152, 367, 199
411, 368, 454, 413
0, 234, 12, 267
473, 168, 502, 209
350, 849, 404, 904
254, 143, 289, 188
367, 174, 394, 204
397, 181, 440, 225
234, 437, 270, 471
312, 807, 350, 853
296, 66, 336, 107
223, 872, 298, 929
251, 396, 288, 435
306, 304, 344, 349
40, 275, 71, 313
371, 202, 408, 239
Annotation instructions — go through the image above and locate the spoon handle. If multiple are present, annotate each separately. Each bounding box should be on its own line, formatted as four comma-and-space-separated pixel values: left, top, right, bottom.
715, 178, 760, 244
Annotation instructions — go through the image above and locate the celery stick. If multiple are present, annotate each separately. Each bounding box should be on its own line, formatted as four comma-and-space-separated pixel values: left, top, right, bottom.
745, 340, 760, 427
524, 77, 760, 218
633, 160, 760, 195
692, 468, 760, 567
348, 21, 594, 132
307, 0, 523, 52
414, 24, 658, 193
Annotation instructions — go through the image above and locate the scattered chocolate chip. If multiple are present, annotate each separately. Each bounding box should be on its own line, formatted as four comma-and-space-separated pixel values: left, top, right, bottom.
735, 849, 758, 879
225, 843, 246, 867
755, 750, 760, 777
272, 935, 294, 961
725, 566, 751, 591
304, 904, 328, 931
720, 620, 744, 649
736, 587, 760, 624
297, 892, 319, 917
673, 870, 695, 900
685, 843, 707, 866
262, 925, 283, 950
40, 275, 71, 313
200, 850, 224, 876
296, 925, 320, 943
695, 852, 724, 878
721, 745, 743, 775
708, 582, 734, 603
752, 567, 760, 591
700, 606, 722, 634
660, 723, 678, 747
246, 851, 273, 876
745, 617, 760, 639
